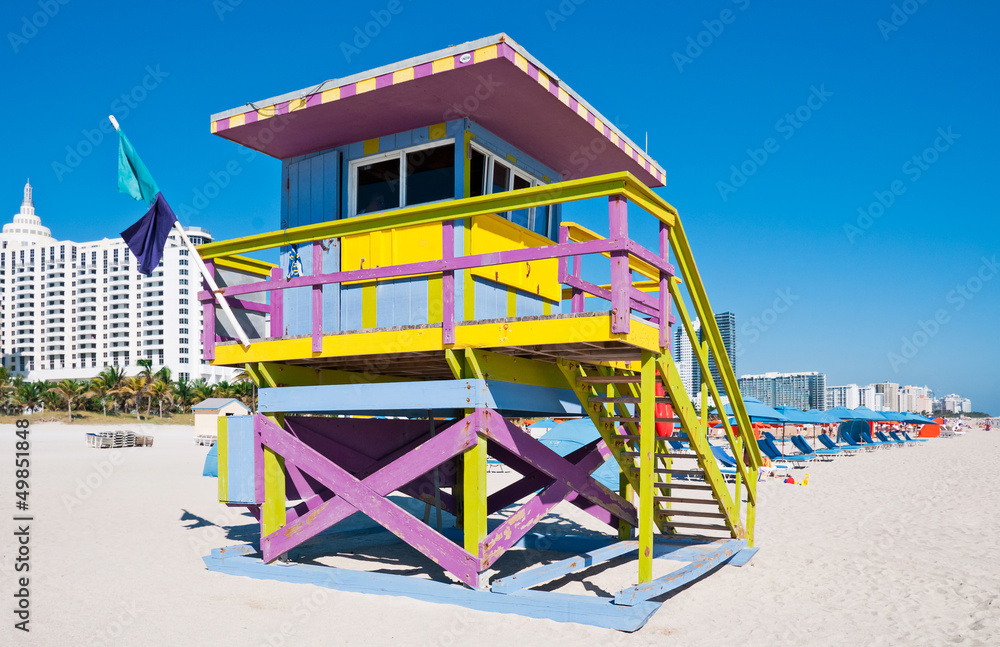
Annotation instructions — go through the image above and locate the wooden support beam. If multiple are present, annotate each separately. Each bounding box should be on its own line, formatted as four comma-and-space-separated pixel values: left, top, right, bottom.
256, 414, 482, 586
638, 350, 655, 585
615, 539, 745, 606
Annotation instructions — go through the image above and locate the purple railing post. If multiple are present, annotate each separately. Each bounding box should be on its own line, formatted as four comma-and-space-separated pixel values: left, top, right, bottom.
442, 221, 455, 345
608, 195, 630, 334
311, 242, 323, 353
659, 221, 670, 352
561, 225, 585, 314
270, 266, 284, 339
202, 260, 216, 361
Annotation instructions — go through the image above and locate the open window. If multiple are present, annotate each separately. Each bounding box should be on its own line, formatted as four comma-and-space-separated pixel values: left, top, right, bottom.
468, 143, 552, 238
350, 141, 456, 216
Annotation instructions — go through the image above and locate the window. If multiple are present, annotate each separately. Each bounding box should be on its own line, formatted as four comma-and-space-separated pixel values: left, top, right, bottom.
350, 142, 455, 216
468, 144, 552, 237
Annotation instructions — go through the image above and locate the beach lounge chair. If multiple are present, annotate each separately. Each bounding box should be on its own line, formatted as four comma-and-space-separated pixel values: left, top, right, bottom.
876, 431, 906, 447
836, 429, 877, 452
861, 430, 894, 450
818, 433, 859, 455
791, 434, 840, 458
902, 431, 930, 444
758, 437, 815, 464
710, 444, 787, 479
889, 431, 918, 446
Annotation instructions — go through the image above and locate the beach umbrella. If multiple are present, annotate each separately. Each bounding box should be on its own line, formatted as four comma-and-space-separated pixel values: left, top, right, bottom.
901, 412, 936, 424
852, 406, 887, 421
538, 419, 618, 490
773, 405, 816, 445
724, 397, 789, 423
826, 406, 861, 420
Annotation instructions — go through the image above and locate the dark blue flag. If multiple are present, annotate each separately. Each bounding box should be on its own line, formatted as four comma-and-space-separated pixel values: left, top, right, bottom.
121, 191, 177, 275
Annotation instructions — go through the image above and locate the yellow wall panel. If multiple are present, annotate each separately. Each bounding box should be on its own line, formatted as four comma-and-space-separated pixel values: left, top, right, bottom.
356, 78, 377, 94
321, 87, 341, 103
469, 214, 560, 301
393, 67, 415, 83
341, 221, 444, 285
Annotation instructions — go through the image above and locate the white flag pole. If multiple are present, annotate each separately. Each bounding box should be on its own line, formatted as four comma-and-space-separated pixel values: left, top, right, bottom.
110, 115, 251, 350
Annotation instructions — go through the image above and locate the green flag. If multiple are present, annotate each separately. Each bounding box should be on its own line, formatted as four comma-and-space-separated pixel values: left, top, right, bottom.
117, 128, 160, 207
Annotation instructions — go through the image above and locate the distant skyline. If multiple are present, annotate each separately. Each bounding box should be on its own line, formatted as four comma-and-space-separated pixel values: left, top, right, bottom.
2, 1, 996, 412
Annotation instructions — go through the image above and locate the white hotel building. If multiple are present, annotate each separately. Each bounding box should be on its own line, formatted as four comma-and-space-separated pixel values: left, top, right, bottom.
0, 181, 238, 383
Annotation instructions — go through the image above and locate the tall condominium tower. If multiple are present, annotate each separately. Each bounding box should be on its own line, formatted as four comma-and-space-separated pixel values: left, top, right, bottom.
0, 181, 238, 383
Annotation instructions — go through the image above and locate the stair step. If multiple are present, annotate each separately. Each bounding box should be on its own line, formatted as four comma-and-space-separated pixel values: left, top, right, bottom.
619, 451, 697, 460
654, 496, 720, 505
654, 482, 713, 491
577, 376, 642, 384
611, 433, 690, 441
600, 417, 681, 424
631, 467, 705, 476
588, 396, 672, 404
655, 509, 727, 519
658, 520, 732, 531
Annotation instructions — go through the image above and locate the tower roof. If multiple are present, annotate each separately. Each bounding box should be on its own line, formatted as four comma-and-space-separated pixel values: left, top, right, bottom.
210, 34, 665, 187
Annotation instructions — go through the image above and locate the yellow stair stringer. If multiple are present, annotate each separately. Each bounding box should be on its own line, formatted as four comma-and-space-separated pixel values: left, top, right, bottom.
655, 356, 745, 539
599, 365, 679, 535
556, 360, 671, 535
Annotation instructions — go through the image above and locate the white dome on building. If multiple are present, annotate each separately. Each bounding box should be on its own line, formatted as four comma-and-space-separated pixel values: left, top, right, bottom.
2, 180, 52, 240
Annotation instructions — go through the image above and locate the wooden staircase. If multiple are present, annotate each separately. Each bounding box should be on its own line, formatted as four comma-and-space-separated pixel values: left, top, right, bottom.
559, 356, 753, 540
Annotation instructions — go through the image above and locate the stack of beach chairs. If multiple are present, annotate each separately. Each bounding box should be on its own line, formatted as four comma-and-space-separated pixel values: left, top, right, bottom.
85, 431, 154, 449
194, 435, 217, 447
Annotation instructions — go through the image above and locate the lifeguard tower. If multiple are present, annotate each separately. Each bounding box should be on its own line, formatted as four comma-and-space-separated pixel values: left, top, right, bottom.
199, 34, 760, 631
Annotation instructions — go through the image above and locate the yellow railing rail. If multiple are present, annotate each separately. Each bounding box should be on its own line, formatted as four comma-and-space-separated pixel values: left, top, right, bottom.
197, 169, 758, 471
196, 172, 675, 260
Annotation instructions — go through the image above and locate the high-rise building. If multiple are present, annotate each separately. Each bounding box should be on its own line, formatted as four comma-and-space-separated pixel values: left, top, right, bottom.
738, 371, 827, 410
0, 181, 238, 383
708, 312, 736, 396
826, 384, 860, 409
934, 394, 972, 414
873, 382, 900, 411
672, 318, 700, 397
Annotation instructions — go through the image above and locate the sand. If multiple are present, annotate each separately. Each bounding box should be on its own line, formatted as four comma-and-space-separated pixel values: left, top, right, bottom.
0, 421, 997, 646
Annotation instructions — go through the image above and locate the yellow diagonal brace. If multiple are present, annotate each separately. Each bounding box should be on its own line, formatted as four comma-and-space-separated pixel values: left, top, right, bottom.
656, 356, 744, 539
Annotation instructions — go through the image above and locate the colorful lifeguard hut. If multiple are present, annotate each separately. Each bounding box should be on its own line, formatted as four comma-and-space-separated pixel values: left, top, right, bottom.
199, 34, 761, 631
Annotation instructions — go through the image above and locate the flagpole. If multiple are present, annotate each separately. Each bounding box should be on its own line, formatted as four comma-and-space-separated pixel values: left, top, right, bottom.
110, 116, 251, 350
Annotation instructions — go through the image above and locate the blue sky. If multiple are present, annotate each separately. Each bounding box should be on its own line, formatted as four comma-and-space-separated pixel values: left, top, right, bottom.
3, 0, 997, 412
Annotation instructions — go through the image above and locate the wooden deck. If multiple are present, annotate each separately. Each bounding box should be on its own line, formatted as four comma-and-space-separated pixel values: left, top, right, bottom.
212, 311, 659, 379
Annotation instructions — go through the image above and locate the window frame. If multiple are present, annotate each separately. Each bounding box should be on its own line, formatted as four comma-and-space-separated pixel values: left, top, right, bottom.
348, 139, 457, 217
468, 142, 552, 238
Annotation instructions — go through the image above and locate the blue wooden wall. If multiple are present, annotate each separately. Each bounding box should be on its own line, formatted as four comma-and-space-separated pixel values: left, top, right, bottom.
278, 119, 562, 335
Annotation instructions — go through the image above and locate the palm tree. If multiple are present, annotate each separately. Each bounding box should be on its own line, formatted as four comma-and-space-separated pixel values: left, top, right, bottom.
173, 378, 194, 413
85, 377, 111, 417
213, 380, 234, 399
0, 367, 13, 415
116, 376, 148, 422
12, 380, 44, 415
99, 365, 126, 414
148, 379, 173, 419
191, 379, 213, 406
48, 379, 88, 422
136, 359, 155, 414
38, 381, 59, 413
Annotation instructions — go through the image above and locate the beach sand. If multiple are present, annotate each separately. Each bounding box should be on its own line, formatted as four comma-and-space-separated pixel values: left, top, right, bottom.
0, 421, 997, 646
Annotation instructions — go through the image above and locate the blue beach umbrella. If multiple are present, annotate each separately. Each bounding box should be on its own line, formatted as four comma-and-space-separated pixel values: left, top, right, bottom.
851, 406, 887, 421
